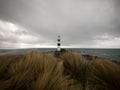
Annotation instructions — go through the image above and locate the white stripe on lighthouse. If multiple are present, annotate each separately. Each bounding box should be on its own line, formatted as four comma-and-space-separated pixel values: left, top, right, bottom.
57, 35, 61, 51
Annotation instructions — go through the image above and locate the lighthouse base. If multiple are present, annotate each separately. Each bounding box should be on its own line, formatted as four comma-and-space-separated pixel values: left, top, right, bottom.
57, 47, 61, 52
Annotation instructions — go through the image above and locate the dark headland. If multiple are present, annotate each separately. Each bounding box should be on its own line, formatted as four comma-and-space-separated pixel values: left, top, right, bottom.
0, 49, 120, 90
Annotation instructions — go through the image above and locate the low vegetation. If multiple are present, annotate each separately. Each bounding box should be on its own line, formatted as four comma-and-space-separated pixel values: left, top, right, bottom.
0, 49, 120, 90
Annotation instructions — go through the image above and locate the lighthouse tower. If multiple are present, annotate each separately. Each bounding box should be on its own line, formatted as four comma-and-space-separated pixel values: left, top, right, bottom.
57, 35, 61, 51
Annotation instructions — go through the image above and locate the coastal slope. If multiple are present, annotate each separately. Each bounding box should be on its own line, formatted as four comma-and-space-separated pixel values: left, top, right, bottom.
0, 49, 120, 90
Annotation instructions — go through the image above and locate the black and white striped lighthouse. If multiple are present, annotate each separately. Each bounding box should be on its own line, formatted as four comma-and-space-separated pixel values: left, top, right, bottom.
57, 35, 61, 51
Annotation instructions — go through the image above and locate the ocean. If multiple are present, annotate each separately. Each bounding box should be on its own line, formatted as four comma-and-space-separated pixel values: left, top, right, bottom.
0, 48, 120, 61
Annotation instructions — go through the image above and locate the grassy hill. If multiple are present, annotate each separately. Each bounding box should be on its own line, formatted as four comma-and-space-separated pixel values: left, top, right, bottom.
0, 49, 120, 90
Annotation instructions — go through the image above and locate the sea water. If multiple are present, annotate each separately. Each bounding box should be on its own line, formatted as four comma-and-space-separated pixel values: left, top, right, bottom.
0, 48, 120, 61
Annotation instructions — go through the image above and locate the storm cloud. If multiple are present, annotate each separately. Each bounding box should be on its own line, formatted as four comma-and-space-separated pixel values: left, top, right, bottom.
0, 0, 120, 48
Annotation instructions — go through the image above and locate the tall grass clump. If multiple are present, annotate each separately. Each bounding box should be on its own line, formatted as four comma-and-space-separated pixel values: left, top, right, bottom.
89, 59, 120, 90
35, 59, 71, 90
34, 52, 76, 90
0, 50, 41, 90
59, 51, 89, 90
0, 50, 76, 90
0, 55, 25, 80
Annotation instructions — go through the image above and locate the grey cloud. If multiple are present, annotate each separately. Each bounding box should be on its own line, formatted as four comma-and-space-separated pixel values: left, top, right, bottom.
0, 0, 120, 48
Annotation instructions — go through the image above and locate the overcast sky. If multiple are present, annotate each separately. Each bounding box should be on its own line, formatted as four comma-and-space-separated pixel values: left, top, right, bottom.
0, 0, 120, 49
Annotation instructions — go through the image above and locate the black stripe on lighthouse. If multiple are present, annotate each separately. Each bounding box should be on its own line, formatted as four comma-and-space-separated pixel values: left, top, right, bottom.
58, 39, 60, 41
58, 43, 60, 46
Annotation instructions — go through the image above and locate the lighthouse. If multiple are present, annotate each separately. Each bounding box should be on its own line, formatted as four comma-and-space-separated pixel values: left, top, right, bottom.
57, 35, 61, 51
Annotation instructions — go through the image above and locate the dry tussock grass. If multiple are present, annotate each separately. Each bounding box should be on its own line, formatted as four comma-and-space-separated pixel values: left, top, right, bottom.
59, 51, 89, 90
89, 58, 120, 90
0, 50, 77, 90
0, 49, 120, 90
